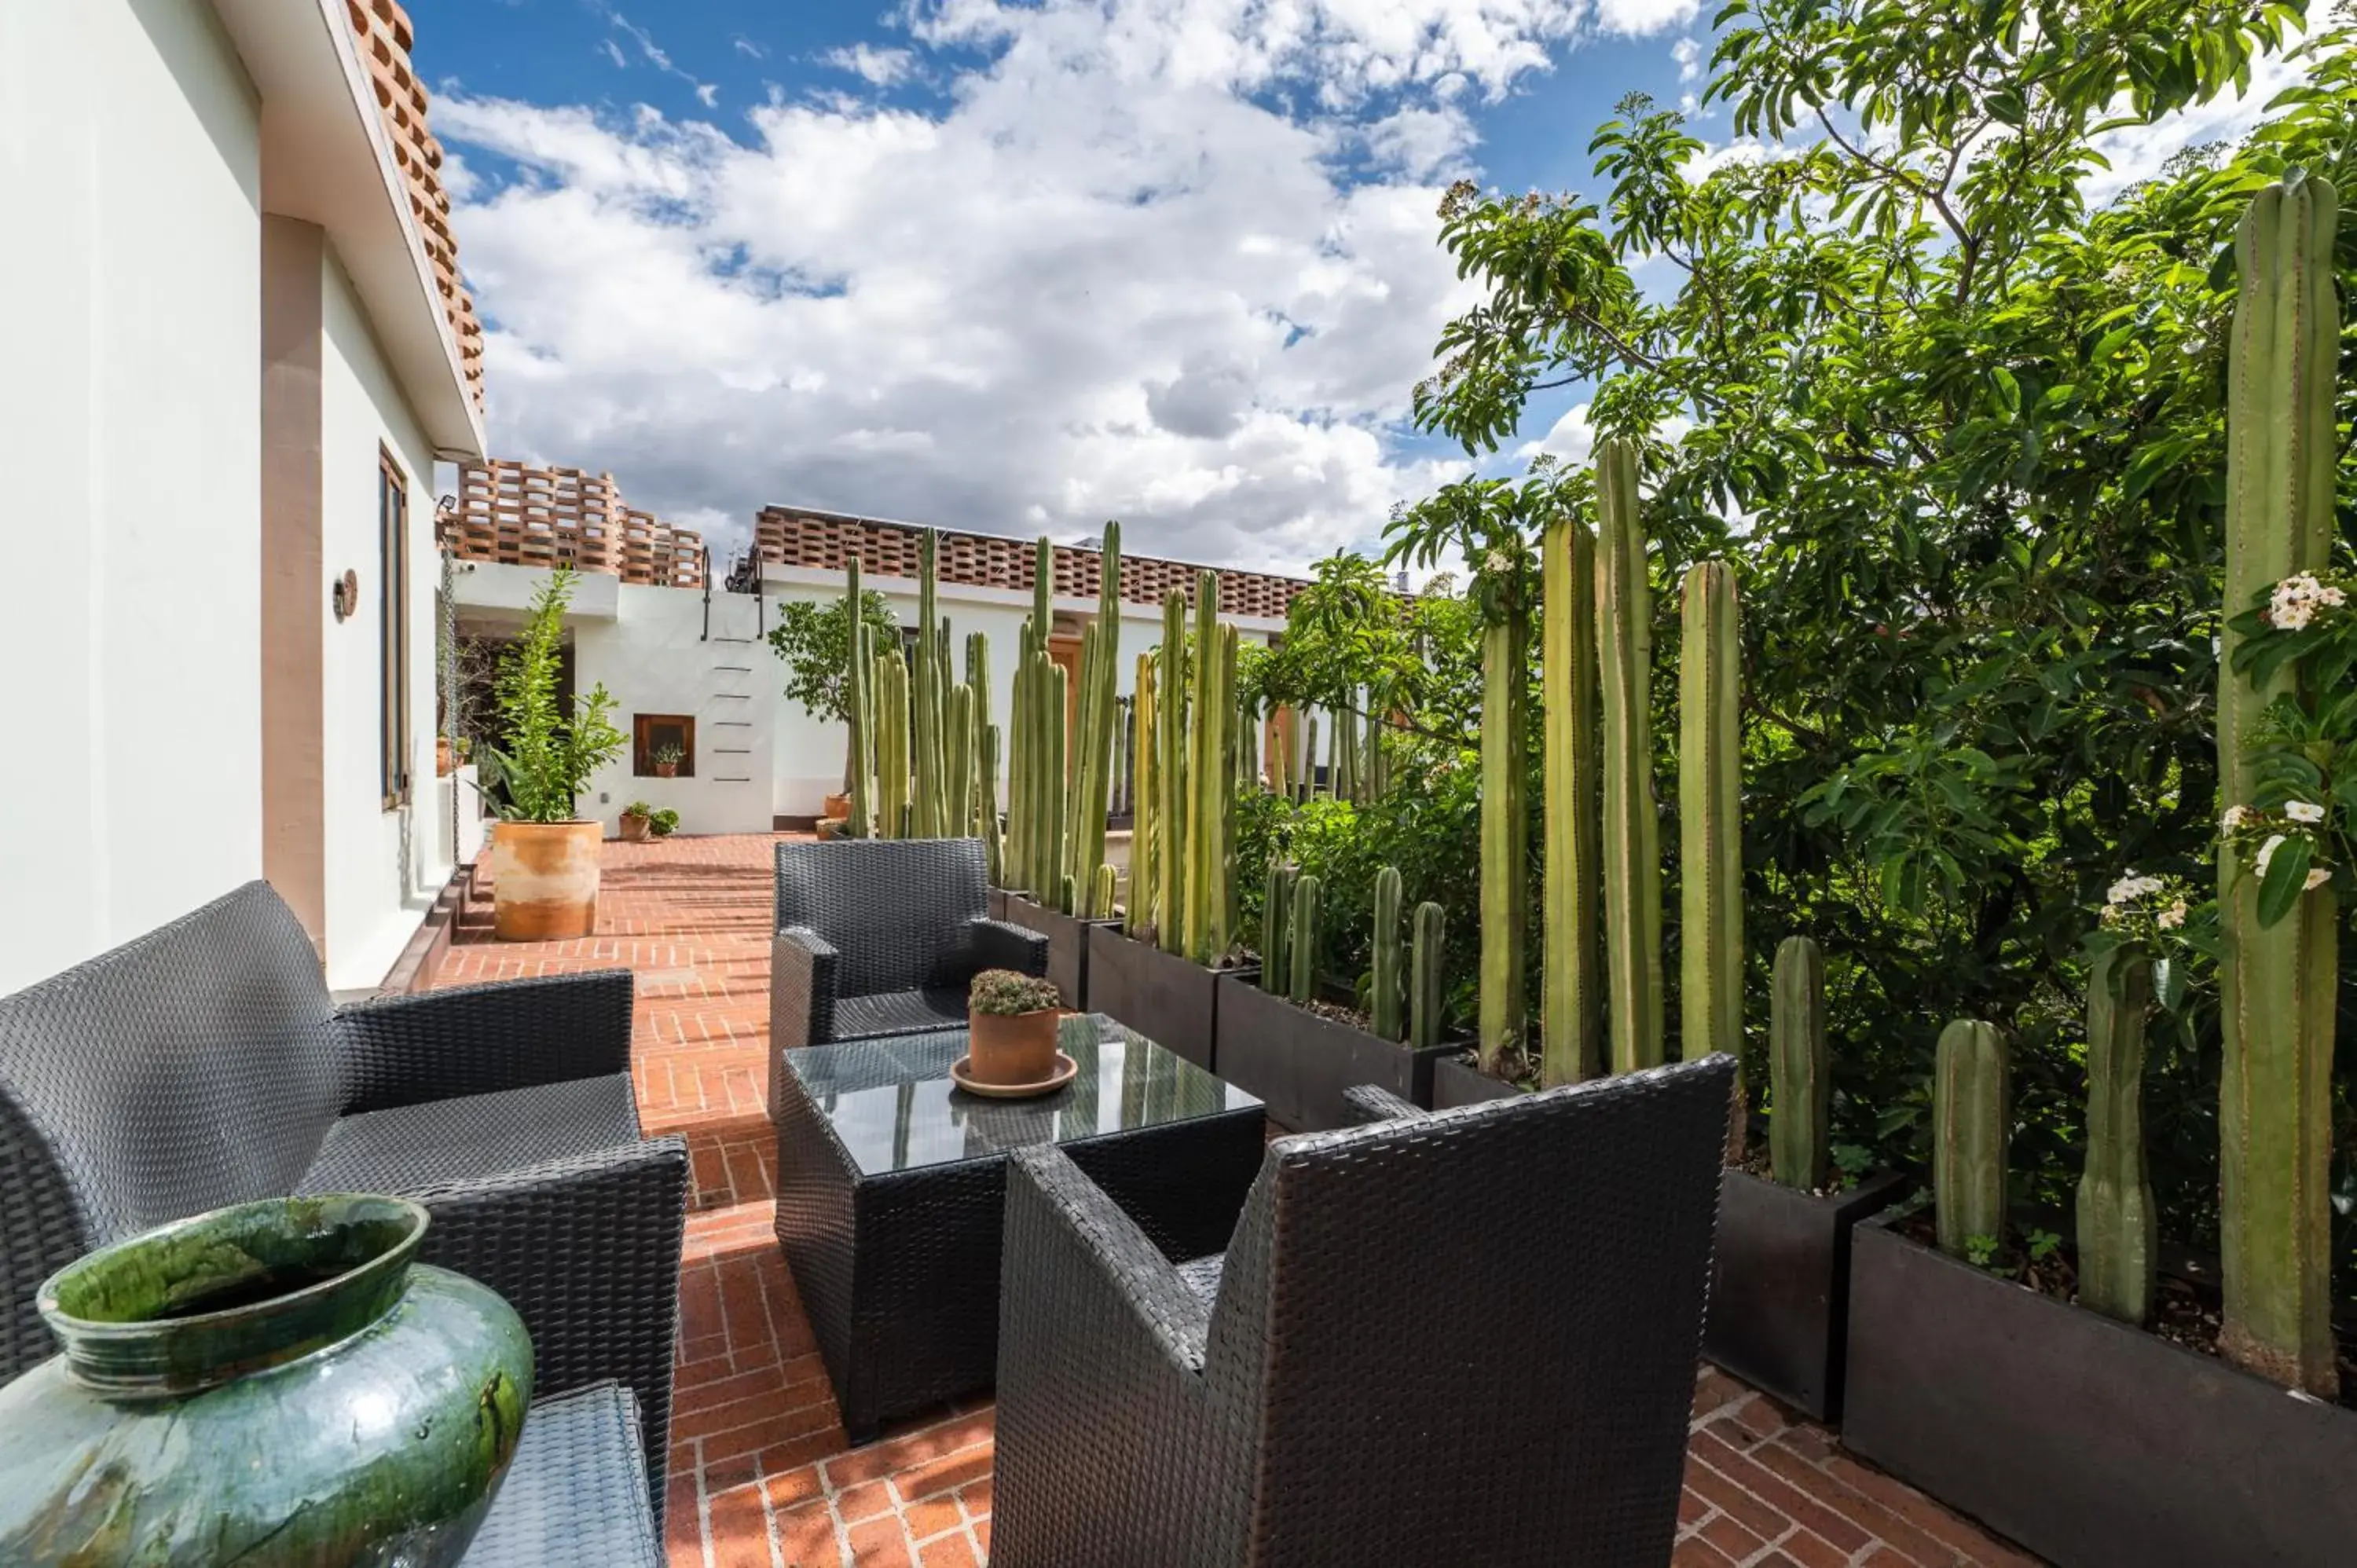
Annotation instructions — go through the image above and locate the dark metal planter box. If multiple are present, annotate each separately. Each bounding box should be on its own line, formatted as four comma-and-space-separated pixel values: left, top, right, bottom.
1211, 976, 1464, 1131
1703, 1169, 1904, 1422
1430, 1053, 1524, 1108
999, 896, 1111, 1011
1844, 1215, 2357, 1568
1083, 925, 1252, 1071
988, 888, 1013, 922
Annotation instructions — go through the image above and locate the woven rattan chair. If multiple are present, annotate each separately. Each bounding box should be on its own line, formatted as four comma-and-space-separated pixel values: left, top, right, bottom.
768, 837, 1047, 1053
0, 881, 686, 1519
991, 1054, 1737, 1568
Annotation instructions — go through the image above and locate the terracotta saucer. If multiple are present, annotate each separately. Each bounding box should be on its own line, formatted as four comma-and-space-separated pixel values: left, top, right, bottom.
950, 1050, 1079, 1099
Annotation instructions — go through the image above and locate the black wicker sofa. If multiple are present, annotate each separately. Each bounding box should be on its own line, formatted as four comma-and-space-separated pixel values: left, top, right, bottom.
0, 880, 687, 1515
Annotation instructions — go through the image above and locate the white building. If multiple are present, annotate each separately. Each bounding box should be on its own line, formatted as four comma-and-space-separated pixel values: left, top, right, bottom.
0, 0, 489, 994
444, 493, 1322, 837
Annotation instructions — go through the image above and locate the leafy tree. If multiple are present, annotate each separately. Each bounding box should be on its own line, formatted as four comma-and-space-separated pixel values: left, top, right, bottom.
768, 588, 900, 790
1394, 2, 2357, 1269
480, 567, 628, 824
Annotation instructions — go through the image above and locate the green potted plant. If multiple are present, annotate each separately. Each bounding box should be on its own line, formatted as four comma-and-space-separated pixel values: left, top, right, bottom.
651, 742, 684, 779
478, 567, 628, 940
965, 969, 1063, 1087
619, 801, 654, 843
649, 808, 680, 839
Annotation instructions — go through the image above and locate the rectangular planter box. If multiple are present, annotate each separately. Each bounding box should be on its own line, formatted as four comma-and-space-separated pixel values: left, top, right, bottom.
999, 896, 1110, 1011
1430, 1053, 1524, 1108
1844, 1215, 2357, 1567
988, 888, 1012, 922
1212, 976, 1464, 1132
1702, 1169, 1904, 1422
1083, 925, 1253, 1072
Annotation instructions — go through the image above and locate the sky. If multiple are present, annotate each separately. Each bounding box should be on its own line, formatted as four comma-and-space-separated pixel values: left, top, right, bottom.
404, 0, 2303, 577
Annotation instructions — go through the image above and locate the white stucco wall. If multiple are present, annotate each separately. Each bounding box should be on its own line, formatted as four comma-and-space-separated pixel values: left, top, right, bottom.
317, 249, 448, 989
760, 564, 1290, 819
0, 0, 263, 995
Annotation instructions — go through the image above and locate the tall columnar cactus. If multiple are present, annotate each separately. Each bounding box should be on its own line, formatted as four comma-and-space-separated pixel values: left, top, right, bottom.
1155, 592, 1189, 952
1220, 628, 1241, 947
945, 682, 974, 843
1046, 661, 1068, 904
1303, 712, 1320, 797
1541, 510, 1601, 1085
1186, 574, 1232, 965
966, 633, 999, 875
1596, 439, 1663, 1072
844, 558, 876, 840
1409, 901, 1446, 1050
911, 530, 943, 838
1237, 699, 1258, 789
1094, 863, 1117, 923
1065, 523, 1123, 917
1769, 936, 1827, 1191
2219, 174, 2341, 1395
872, 640, 911, 839
1478, 598, 1529, 1075
1288, 874, 1321, 1004
1260, 860, 1294, 994
1933, 1020, 2009, 1261
1372, 866, 1406, 1042
1111, 696, 1131, 819
1680, 562, 1743, 1076
1129, 654, 1159, 940
1335, 701, 1359, 804
2078, 947, 2156, 1326
1269, 709, 1291, 798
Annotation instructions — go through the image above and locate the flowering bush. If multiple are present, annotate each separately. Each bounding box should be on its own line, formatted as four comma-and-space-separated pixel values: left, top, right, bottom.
2225, 570, 2357, 928
969, 969, 1061, 1017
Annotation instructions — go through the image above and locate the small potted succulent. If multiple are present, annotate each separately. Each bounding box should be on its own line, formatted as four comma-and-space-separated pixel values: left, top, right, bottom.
619, 801, 654, 843
651, 742, 684, 779
966, 969, 1062, 1087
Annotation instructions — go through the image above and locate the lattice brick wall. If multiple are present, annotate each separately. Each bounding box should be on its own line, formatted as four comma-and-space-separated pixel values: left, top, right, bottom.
751, 508, 1307, 620
343, 0, 486, 412
445, 461, 705, 588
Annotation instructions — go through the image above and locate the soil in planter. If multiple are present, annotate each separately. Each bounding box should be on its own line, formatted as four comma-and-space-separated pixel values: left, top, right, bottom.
1892, 1207, 2357, 1409
1445, 1043, 1542, 1092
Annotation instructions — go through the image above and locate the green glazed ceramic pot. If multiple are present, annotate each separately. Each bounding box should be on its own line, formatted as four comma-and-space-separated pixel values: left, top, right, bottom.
0, 1194, 533, 1566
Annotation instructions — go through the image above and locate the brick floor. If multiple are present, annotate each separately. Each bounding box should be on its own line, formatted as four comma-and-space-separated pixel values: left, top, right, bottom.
434, 833, 2043, 1567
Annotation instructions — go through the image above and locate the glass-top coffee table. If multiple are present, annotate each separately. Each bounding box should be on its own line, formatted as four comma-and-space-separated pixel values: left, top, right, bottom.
770, 1013, 1264, 1439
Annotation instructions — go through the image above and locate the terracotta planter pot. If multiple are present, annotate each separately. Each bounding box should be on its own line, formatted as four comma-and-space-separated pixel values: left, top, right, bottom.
823, 793, 852, 822
435, 737, 455, 777
967, 1008, 1060, 1086
489, 819, 602, 940
618, 813, 651, 844
654, 763, 678, 779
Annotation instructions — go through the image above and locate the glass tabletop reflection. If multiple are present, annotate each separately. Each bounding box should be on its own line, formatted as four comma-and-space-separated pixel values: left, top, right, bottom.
785, 1013, 1261, 1175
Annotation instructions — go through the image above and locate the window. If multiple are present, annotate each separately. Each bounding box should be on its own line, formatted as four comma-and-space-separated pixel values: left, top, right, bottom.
634, 714, 696, 777
379, 451, 411, 808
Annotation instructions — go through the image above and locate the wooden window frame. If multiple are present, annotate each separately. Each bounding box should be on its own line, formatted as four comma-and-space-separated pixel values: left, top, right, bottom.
379, 449, 411, 809
633, 713, 698, 778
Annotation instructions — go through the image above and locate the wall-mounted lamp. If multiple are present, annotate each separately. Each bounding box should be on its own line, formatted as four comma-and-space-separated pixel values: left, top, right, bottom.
332, 570, 361, 621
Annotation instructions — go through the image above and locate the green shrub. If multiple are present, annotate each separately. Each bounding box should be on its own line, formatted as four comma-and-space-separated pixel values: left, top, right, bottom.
649, 808, 680, 837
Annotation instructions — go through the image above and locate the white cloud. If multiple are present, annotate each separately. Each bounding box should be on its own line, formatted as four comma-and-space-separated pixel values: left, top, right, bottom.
599, 38, 626, 69
601, 8, 720, 106
451, 0, 1734, 567
823, 43, 917, 88
1672, 35, 1701, 82
733, 37, 767, 60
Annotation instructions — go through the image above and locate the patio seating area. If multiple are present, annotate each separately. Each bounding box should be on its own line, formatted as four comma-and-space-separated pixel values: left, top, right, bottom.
433, 833, 2037, 1568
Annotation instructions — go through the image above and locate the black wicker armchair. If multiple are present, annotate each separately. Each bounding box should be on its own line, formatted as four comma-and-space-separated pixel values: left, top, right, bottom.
768, 837, 1047, 1056
0, 881, 686, 1515
990, 1054, 1738, 1568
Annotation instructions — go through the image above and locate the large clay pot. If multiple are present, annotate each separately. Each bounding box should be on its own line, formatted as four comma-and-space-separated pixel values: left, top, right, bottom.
489, 819, 602, 940
968, 1007, 1060, 1086
619, 812, 652, 844
0, 1195, 532, 1566
822, 792, 852, 822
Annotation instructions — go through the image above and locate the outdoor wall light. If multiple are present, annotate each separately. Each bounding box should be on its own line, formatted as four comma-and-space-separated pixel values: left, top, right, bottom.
332, 569, 361, 621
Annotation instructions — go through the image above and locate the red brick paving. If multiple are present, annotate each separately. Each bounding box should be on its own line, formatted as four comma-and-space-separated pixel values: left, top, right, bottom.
434, 833, 2041, 1566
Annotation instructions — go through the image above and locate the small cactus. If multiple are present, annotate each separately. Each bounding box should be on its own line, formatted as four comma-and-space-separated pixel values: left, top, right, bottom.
1288, 873, 1322, 1005
1769, 936, 1828, 1191
1409, 901, 1446, 1050
1260, 860, 1294, 994
1129, 654, 1158, 940
1596, 439, 1663, 1072
1156, 592, 1189, 954
1372, 866, 1405, 1042
2077, 947, 2155, 1324
1094, 863, 1117, 923
1934, 1020, 2010, 1261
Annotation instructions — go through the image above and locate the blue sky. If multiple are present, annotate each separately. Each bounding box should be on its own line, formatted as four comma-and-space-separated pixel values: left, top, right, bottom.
396, 0, 1720, 573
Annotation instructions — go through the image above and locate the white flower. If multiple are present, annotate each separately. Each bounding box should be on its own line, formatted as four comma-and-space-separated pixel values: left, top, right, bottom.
2285, 800, 2326, 825
1483, 548, 1512, 574
2255, 834, 2287, 877
2322, 585, 2349, 609
2306, 867, 2332, 892
2106, 873, 2164, 905
2157, 901, 2188, 930
2223, 804, 2260, 833
2270, 599, 2316, 631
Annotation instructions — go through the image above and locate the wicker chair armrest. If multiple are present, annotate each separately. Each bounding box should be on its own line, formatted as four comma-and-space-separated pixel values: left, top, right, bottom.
1002, 1144, 1210, 1375
1340, 1084, 1425, 1126
769, 927, 841, 1050
409, 1135, 687, 1526
333, 972, 636, 1115
970, 918, 1050, 978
